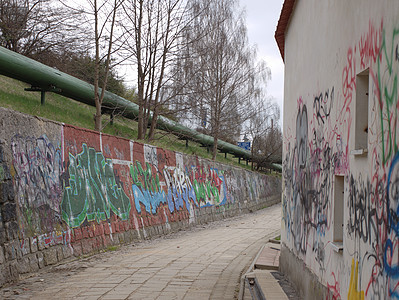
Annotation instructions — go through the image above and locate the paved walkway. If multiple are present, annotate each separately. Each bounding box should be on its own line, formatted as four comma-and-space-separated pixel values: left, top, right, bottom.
1, 204, 281, 300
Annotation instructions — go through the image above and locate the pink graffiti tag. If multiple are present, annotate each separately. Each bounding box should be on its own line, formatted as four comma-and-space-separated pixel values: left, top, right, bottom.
342, 47, 356, 105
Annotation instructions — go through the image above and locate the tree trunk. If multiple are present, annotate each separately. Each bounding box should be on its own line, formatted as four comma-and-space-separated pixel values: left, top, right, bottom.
94, 102, 102, 131
251, 137, 255, 170
93, 0, 101, 132
212, 135, 218, 160
137, 83, 145, 139
148, 109, 158, 141
135, 0, 145, 140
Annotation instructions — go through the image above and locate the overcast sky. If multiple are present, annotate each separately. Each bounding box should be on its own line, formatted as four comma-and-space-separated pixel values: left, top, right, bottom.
242, 0, 285, 127
120, 0, 286, 126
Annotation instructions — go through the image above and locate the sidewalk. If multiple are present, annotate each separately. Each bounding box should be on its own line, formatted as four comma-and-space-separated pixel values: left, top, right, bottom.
240, 241, 300, 300
0, 204, 283, 299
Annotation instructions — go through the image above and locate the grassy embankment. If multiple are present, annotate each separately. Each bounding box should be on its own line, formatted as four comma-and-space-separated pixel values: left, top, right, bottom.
0, 75, 252, 170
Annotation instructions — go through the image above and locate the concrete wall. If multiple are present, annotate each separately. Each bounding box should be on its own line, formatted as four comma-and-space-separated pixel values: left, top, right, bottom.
281, 0, 399, 299
0, 107, 281, 286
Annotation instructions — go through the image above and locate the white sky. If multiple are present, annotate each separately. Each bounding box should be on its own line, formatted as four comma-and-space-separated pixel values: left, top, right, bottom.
242, 0, 285, 127
120, 0, 286, 127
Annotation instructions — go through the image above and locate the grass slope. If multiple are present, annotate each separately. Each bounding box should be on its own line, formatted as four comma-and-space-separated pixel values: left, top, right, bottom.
0, 75, 251, 170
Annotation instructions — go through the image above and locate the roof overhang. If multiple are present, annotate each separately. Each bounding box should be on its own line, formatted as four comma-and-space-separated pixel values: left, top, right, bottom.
275, 0, 297, 62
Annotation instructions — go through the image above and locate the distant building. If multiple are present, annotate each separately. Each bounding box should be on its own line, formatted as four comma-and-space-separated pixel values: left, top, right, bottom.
276, 0, 399, 298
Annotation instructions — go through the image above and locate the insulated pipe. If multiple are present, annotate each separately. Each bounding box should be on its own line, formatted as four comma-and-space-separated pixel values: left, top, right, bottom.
0, 46, 251, 159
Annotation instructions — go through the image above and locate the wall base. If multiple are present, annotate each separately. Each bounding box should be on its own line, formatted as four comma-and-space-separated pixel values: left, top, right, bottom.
279, 243, 334, 300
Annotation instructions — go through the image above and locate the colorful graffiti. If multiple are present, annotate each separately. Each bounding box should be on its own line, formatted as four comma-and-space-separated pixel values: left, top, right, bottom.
283, 87, 341, 260
32, 230, 72, 249
11, 134, 63, 235
130, 161, 167, 214
326, 273, 341, 300
59, 140, 272, 228
348, 259, 365, 300
190, 165, 227, 207
2, 116, 279, 281
130, 159, 229, 214
283, 18, 399, 299
359, 24, 399, 299
61, 144, 131, 228
164, 166, 195, 213
359, 21, 383, 70
59, 139, 273, 227
375, 25, 399, 164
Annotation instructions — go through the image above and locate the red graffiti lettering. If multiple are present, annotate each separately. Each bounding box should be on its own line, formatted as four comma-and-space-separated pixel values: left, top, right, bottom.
342, 48, 356, 104
359, 20, 383, 69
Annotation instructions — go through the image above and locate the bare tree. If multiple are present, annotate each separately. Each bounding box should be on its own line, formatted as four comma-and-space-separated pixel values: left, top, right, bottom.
63, 0, 125, 131
0, 0, 86, 58
121, 0, 196, 141
176, 0, 270, 160
253, 126, 283, 171
0, 0, 128, 131
245, 101, 282, 171
91, 0, 123, 131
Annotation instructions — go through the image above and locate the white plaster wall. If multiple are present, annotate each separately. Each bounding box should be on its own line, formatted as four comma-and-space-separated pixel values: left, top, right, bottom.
281, 0, 399, 298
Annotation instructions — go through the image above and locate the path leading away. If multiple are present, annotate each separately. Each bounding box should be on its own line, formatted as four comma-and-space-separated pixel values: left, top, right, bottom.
1, 204, 281, 300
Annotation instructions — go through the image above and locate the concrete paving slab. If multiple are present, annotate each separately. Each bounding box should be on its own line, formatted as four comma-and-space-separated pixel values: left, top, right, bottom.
1, 205, 283, 300
254, 243, 281, 271
240, 240, 301, 300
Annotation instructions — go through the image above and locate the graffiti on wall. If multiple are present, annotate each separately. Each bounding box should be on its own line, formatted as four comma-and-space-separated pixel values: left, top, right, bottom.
11, 134, 63, 235
282, 18, 399, 299
283, 86, 344, 266
375, 25, 399, 165
60, 140, 265, 228
130, 160, 229, 215
6, 122, 278, 269
359, 21, 383, 71
164, 165, 195, 213
61, 143, 131, 228
296, 105, 308, 169
348, 259, 365, 300
130, 161, 167, 214
189, 165, 228, 207
313, 88, 333, 126
349, 23, 399, 299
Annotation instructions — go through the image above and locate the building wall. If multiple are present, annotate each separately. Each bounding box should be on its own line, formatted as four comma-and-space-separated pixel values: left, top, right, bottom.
281, 0, 399, 299
0, 107, 281, 286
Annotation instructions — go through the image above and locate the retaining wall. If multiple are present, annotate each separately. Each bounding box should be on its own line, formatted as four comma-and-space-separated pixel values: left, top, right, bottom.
0, 107, 281, 286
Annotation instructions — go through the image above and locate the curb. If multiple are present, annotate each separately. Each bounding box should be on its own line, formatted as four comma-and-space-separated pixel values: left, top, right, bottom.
238, 230, 280, 300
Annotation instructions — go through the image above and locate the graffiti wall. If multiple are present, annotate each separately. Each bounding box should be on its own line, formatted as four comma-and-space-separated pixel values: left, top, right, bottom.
0, 108, 280, 286
281, 1, 399, 299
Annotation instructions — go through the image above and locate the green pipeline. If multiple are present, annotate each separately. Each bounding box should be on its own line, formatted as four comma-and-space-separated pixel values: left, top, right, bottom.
0, 46, 251, 159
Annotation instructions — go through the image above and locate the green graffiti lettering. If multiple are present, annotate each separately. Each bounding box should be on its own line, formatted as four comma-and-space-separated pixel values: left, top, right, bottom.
61, 144, 131, 228
130, 161, 165, 214
193, 180, 221, 205
130, 161, 161, 194
377, 27, 399, 164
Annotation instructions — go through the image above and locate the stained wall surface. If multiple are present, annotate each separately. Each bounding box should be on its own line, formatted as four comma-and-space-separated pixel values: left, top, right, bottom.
281, 0, 399, 299
0, 107, 281, 286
